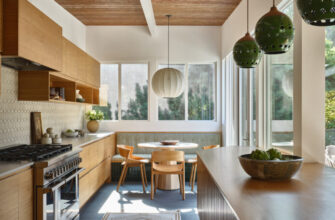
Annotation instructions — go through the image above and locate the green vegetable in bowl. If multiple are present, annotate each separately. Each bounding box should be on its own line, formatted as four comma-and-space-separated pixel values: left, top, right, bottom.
250, 148, 283, 160
250, 149, 270, 160
267, 148, 282, 160
66, 129, 74, 133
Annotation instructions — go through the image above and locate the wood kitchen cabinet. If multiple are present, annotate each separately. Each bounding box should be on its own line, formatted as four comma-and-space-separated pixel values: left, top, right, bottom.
58, 37, 100, 89
3, 0, 63, 71
85, 55, 100, 88
79, 134, 115, 207
0, 168, 33, 220
0, 0, 3, 53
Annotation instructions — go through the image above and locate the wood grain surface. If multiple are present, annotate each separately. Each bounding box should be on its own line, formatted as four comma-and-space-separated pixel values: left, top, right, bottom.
197, 146, 335, 220
55, 0, 241, 26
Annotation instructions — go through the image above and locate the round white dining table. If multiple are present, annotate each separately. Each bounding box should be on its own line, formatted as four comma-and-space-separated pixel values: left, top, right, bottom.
138, 142, 198, 190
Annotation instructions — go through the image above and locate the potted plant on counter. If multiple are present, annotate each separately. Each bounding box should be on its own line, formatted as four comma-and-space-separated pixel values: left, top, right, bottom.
85, 110, 104, 133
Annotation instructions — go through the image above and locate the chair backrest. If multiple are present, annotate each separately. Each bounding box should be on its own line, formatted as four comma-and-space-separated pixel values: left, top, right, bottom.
151, 151, 185, 163
202, 145, 220, 150
117, 145, 134, 159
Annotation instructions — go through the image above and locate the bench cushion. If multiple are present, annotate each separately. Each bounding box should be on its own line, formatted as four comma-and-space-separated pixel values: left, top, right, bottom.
112, 153, 197, 162
116, 132, 221, 154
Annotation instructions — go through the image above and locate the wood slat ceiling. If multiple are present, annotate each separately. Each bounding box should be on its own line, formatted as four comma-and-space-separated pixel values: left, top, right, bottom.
152, 0, 241, 26
55, 0, 241, 26
55, 0, 147, 25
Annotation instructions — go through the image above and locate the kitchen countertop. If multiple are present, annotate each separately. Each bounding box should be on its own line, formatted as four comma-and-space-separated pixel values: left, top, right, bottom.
197, 146, 335, 220
0, 132, 115, 180
61, 131, 115, 149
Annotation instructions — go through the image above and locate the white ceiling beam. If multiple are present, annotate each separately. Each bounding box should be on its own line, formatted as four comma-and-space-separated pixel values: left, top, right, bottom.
140, 0, 157, 36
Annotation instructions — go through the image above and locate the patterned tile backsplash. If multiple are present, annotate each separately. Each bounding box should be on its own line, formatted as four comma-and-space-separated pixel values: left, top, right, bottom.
0, 66, 85, 148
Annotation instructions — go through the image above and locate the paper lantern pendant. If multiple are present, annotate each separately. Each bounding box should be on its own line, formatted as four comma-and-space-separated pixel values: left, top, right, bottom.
255, 5, 294, 54
152, 68, 184, 97
297, 0, 335, 26
152, 15, 184, 98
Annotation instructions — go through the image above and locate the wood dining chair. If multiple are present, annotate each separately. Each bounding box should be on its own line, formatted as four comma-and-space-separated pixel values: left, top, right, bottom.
187, 145, 220, 191
117, 145, 149, 193
150, 150, 185, 200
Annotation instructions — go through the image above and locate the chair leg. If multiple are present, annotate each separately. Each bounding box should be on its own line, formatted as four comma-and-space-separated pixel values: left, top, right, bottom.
154, 174, 158, 194
121, 166, 128, 185
179, 174, 182, 195
189, 164, 194, 186
192, 164, 197, 192
117, 164, 127, 192
182, 173, 185, 200
143, 164, 148, 186
151, 173, 154, 200
140, 165, 146, 193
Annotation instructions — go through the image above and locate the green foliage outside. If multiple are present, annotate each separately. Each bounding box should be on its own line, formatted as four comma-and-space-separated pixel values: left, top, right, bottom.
188, 87, 214, 120
326, 91, 335, 129
121, 84, 148, 120
158, 95, 185, 120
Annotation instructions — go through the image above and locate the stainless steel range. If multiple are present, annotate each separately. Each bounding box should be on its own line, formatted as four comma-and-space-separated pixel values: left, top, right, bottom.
0, 144, 84, 220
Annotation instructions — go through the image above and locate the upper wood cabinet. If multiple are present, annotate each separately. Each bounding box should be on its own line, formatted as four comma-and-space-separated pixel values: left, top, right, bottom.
0, 0, 3, 53
3, 0, 63, 71
59, 37, 100, 88
86, 55, 100, 88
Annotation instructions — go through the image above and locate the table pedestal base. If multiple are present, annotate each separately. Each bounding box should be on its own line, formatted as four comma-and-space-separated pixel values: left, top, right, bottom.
157, 174, 180, 190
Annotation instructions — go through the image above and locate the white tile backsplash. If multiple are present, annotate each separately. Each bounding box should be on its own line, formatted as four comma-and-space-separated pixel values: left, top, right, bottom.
0, 66, 85, 147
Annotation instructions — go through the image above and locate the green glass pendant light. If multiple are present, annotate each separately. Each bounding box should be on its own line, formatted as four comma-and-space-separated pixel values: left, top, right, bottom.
297, 0, 335, 26
233, 0, 262, 68
255, 0, 294, 54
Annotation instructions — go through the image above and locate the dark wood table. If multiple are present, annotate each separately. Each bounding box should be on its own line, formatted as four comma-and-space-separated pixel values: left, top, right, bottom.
197, 146, 335, 220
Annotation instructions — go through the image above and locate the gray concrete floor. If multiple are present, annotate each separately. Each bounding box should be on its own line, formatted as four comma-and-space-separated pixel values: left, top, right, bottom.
80, 181, 199, 220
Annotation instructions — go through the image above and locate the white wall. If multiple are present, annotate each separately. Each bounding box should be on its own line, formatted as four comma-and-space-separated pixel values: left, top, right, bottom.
28, 0, 86, 51
0, 67, 85, 148
86, 26, 222, 132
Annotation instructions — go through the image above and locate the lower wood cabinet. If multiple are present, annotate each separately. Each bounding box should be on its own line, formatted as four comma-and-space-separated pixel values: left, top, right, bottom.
79, 134, 115, 208
0, 168, 33, 220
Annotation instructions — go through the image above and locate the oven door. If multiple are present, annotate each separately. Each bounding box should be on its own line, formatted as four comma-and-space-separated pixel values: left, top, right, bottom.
37, 168, 84, 220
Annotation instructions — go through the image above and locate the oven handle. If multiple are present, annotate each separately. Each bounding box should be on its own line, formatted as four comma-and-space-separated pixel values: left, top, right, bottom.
65, 167, 85, 183
42, 167, 85, 193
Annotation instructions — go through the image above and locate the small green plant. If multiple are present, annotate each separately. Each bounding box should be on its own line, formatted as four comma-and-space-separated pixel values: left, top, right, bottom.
85, 110, 104, 121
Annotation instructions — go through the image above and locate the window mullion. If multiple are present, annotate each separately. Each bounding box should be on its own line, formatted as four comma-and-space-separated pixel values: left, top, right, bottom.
185, 64, 189, 121
118, 64, 122, 121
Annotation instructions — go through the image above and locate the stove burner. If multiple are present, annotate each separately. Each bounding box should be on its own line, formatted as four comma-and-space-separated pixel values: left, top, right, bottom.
0, 144, 72, 161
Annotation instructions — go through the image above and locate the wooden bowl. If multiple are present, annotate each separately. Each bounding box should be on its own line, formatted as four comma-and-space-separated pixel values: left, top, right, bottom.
160, 140, 179, 145
239, 154, 303, 180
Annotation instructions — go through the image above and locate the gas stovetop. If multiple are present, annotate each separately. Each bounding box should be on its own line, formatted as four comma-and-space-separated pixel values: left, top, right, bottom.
0, 144, 73, 161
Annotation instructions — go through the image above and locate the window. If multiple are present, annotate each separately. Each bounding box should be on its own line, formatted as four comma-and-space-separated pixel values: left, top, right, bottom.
266, 2, 294, 152
325, 25, 335, 146
93, 64, 118, 120
157, 63, 216, 121
158, 64, 186, 120
94, 63, 148, 121
188, 64, 215, 120
121, 64, 148, 120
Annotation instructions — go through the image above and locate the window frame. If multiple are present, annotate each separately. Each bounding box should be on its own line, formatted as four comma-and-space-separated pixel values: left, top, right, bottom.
99, 62, 150, 122
156, 62, 218, 122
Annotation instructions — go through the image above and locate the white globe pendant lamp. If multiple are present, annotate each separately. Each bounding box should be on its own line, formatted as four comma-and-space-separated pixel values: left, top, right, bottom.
152, 15, 184, 98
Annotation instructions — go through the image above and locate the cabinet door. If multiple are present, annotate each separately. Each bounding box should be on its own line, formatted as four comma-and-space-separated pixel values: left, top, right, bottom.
3, 0, 63, 71
0, 0, 3, 53
85, 55, 100, 88
0, 168, 33, 220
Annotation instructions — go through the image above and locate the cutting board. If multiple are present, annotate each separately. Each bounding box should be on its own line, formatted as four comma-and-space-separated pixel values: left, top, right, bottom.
31, 112, 43, 144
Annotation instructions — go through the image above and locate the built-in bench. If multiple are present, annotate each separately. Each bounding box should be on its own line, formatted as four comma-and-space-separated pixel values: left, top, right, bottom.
111, 132, 221, 181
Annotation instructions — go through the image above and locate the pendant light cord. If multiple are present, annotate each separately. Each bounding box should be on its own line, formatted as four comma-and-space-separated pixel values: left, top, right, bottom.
273, 0, 275, 7
247, 0, 249, 33
167, 15, 171, 68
